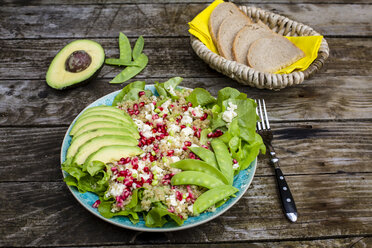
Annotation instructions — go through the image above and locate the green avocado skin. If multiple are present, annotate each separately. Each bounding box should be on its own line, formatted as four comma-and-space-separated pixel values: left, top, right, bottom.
46, 39, 105, 90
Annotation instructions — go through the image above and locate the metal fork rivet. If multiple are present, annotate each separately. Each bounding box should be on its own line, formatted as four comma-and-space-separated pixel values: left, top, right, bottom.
280, 176, 284, 180
283, 187, 287, 190
286, 198, 291, 203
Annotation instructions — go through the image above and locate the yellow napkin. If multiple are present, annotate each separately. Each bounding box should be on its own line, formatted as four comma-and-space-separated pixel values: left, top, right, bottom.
188, 0, 224, 54
188, 0, 323, 74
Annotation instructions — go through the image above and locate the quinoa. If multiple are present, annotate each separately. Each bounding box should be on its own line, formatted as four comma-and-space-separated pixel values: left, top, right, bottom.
105, 90, 213, 220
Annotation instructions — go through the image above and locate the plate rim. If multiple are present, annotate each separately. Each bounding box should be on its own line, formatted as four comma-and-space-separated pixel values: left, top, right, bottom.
60, 86, 257, 232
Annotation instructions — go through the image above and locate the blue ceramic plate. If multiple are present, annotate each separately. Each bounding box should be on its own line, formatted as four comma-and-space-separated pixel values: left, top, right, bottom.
61, 85, 257, 232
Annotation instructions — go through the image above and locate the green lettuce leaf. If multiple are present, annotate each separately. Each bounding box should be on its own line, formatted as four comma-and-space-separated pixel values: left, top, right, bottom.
144, 202, 184, 227
112, 81, 146, 106
186, 88, 216, 107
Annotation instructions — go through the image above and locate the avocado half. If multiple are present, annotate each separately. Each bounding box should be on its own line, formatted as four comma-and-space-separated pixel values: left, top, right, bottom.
46, 40, 105, 90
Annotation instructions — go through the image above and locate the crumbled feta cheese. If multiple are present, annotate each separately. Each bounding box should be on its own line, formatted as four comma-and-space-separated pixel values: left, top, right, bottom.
154, 118, 163, 124
108, 182, 125, 197
161, 100, 172, 113
168, 194, 178, 206
144, 103, 155, 112
168, 124, 181, 134
174, 148, 183, 155
222, 102, 238, 123
181, 115, 193, 125
232, 162, 239, 170
140, 173, 151, 181
145, 113, 153, 121
190, 144, 198, 148
189, 106, 204, 117
181, 126, 194, 137
138, 160, 146, 170
171, 156, 180, 163
134, 119, 153, 138
188, 205, 194, 213
151, 165, 164, 175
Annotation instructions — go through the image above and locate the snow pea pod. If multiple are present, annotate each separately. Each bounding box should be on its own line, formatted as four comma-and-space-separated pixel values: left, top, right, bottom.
105, 58, 140, 67
170, 159, 228, 184
188, 147, 218, 169
171, 171, 224, 189
109, 53, 148, 84
193, 185, 238, 215
119, 32, 131, 63
211, 139, 234, 185
132, 36, 144, 60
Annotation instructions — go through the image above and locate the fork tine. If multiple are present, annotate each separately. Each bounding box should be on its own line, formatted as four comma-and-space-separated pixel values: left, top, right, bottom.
255, 100, 262, 130
262, 99, 270, 129
258, 99, 266, 130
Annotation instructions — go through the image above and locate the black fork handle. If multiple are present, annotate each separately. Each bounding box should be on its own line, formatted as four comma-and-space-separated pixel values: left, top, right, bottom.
275, 168, 298, 222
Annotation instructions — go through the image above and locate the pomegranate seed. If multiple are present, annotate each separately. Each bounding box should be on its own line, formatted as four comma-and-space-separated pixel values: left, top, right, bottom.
149, 155, 156, 162
163, 114, 168, 119
182, 146, 188, 151
159, 107, 164, 111
170, 104, 174, 108
167, 150, 174, 156
141, 156, 147, 161
152, 101, 157, 105
138, 91, 145, 97
134, 110, 139, 115
192, 126, 197, 131
201, 145, 209, 149
182, 106, 188, 111
143, 167, 150, 173
191, 110, 196, 116
116, 196, 121, 203
176, 191, 183, 201
146, 139, 152, 145
164, 132, 169, 136
132, 164, 138, 170
207, 132, 213, 138
233, 159, 238, 164
138, 141, 142, 147
156, 136, 162, 140
119, 170, 126, 177
194, 130, 201, 138
133, 104, 138, 111
92, 200, 101, 208
201, 113, 208, 120
125, 169, 131, 177
180, 125, 186, 129
139, 102, 145, 107
152, 114, 159, 120
189, 152, 196, 159
154, 143, 159, 148
168, 206, 175, 213
207, 141, 211, 145
184, 141, 192, 146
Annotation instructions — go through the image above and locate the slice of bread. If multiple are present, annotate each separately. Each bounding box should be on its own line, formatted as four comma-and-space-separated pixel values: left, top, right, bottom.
232, 22, 275, 65
217, 14, 252, 60
247, 37, 305, 73
208, 2, 251, 46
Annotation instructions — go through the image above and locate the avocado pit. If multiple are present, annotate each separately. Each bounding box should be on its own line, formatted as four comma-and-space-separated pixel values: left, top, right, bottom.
65, 50, 92, 73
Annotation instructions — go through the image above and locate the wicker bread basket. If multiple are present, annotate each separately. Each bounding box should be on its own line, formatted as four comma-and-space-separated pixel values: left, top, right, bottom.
190, 6, 330, 90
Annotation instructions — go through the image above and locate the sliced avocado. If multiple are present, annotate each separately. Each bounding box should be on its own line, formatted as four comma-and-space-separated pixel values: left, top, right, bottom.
83, 106, 126, 116
85, 145, 143, 167
69, 114, 135, 136
79, 107, 132, 123
67, 127, 140, 159
72, 121, 138, 137
46, 40, 105, 90
72, 135, 138, 165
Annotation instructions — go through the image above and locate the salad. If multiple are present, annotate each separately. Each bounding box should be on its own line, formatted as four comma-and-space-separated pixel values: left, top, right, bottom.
62, 77, 265, 227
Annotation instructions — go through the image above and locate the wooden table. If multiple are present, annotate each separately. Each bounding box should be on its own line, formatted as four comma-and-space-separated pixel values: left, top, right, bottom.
1, 0, 371, 247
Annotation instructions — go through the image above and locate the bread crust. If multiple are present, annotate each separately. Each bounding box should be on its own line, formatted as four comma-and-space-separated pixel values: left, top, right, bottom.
209, 2, 252, 48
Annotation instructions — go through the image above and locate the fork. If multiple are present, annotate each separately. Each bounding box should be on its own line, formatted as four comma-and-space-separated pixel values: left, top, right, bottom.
256, 99, 298, 222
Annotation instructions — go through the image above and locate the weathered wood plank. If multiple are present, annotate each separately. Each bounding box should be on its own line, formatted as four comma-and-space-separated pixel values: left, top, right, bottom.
1, 174, 372, 246
1, 75, 371, 126
0, 4, 371, 39
0, 37, 371, 80
2, 0, 372, 5
1, 121, 371, 182
69, 237, 372, 248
